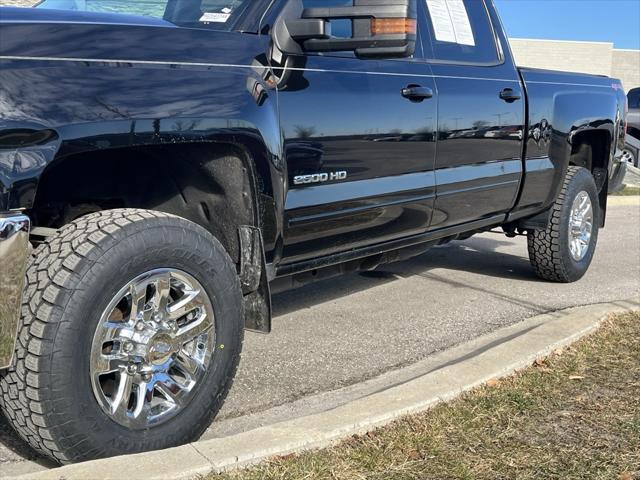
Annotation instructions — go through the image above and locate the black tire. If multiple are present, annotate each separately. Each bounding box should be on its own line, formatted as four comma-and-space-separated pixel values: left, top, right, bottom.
527, 166, 600, 283
0, 209, 244, 464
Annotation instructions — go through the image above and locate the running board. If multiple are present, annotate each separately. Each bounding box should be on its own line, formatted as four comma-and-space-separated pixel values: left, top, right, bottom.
275, 215, 506, 278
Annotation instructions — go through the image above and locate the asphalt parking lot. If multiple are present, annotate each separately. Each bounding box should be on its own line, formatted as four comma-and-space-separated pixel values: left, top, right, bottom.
216, 201, 640, 419
1, 201, 639, 474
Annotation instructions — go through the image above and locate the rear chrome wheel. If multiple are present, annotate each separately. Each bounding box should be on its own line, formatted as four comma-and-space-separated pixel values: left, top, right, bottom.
90, 269, 216, 429
567, 191, 593, 262
621, 148, 636, 167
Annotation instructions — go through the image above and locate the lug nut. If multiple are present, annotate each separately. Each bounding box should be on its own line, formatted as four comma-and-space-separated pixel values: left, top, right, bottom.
127, 364, 138, 375
123, 342, 134, 353
142, 373, 152, 382
135, 321, 145, 331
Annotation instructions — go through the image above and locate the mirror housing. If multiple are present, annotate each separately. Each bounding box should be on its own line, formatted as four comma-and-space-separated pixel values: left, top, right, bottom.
274, 0, 417, 59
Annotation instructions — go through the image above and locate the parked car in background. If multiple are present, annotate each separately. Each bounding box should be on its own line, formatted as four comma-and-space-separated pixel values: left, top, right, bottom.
624, 87, 640, 167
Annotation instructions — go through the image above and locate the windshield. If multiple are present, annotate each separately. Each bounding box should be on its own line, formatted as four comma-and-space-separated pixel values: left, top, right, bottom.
35, 0, 249, 29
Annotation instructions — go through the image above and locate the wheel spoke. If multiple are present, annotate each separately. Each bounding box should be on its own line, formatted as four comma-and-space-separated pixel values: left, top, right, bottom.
175, 312, 213, 345
578, 193, 589, 211
152, 274, 172, 315
167, 288, 204, 321
174, 351, 204, 381
129, 380, 154, 423
93, 353, 127, 375
155, 373, 190, 408
110, 373, 135, 421
129, 281, 149, 321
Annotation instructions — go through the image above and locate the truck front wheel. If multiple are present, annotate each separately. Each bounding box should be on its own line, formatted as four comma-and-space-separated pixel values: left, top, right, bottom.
0, 209, 244, 463
527, 166, 600, 283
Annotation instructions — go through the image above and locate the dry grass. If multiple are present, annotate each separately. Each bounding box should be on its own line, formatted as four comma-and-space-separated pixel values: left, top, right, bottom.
210, 311, 640, 480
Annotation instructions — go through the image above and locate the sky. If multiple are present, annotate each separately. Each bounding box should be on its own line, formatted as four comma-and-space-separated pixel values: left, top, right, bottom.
494, 0, 640, 50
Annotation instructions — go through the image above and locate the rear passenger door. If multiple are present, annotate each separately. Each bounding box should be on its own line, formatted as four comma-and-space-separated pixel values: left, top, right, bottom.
422, 0, 525, 229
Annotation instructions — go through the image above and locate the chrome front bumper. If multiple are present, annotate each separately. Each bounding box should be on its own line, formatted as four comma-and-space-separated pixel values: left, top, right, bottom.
0, 213, 30, 369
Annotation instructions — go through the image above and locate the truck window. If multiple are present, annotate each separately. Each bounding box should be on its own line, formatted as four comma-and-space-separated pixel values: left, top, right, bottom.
35, 0, 249, 30
629, 88, 640, 109
422, 0, 499, 64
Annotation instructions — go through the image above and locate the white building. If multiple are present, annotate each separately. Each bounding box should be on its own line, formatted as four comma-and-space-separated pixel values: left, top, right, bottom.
509, 38, 640, 93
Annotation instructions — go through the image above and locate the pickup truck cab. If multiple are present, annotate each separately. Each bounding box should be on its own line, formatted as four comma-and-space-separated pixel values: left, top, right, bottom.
0, 0, 629, 463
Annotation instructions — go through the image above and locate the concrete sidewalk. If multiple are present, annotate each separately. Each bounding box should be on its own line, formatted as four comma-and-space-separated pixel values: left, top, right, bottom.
5, 298, 638, 480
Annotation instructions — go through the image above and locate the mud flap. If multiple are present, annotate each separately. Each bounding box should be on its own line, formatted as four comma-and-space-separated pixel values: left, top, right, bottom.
238, 226, 272, 333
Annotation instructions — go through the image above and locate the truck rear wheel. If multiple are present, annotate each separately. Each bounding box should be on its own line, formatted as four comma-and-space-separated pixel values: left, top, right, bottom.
0, 209, 244, 463
527, 166, 600, 283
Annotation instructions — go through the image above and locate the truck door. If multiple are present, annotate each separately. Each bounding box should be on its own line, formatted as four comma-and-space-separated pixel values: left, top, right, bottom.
278, 0, 438, 265
422, 0, 525, 229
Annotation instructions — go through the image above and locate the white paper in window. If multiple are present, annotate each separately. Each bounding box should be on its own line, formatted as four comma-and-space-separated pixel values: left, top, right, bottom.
447, 0, 475, 46
426, 0, 456, 43
200, 12, 231, 23
425, 0, 475, 46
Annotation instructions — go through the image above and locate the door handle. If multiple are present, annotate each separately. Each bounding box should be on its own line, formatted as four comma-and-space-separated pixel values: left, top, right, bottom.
401, 85, 433, 102
499, 88, 521, 103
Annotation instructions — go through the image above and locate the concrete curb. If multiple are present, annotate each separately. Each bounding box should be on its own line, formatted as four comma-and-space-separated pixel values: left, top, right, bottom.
608, 195, 640, 206
5, 298, 639, 480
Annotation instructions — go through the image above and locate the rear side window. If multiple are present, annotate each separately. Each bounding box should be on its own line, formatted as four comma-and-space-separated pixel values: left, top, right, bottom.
629, 88, 640, 109
422, 0, 499, 64
35, 0, 249, 30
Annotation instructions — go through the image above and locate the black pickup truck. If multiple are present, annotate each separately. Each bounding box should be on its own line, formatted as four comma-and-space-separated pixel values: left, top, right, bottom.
0, 0, 629, 464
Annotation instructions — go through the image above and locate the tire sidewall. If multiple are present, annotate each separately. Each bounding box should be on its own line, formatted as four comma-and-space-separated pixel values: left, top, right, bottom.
48, 219, 243, 460
556, 169, 600, 281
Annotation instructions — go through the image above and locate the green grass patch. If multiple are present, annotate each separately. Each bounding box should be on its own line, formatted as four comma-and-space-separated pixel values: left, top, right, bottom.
211, 311, 640, 480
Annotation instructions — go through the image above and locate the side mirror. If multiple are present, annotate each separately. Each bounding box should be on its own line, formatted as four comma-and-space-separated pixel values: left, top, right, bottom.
274, 0, 417, 59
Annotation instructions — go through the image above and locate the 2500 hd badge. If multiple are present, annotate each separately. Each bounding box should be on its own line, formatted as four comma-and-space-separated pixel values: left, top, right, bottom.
294, 171, 348, 185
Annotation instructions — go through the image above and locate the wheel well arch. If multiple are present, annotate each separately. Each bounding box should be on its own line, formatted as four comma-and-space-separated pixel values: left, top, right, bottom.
31, 142, 261, 265
569, 129, 611, 177
627, 125, 640, 140
568, 128, 611, 226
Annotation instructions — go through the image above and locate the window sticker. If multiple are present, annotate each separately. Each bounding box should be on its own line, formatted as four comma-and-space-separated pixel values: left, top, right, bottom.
446, 0, 475, 46
200, 12, 231, 23
426, 0, 475, 46
426, 0, 457, 43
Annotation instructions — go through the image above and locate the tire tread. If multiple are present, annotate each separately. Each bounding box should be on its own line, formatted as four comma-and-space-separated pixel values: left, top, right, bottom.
527, 166, 597, 282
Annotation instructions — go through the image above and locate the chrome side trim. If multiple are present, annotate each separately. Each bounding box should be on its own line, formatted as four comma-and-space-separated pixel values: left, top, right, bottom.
0, 55, 523, 83
525, 80, 612, 89
0, 213, 30, 369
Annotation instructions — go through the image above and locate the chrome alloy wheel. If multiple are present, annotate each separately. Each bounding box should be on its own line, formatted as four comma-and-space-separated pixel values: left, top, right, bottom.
90, 269, 215, 429
621, 148, 636, 166
568, 191, 593, 262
